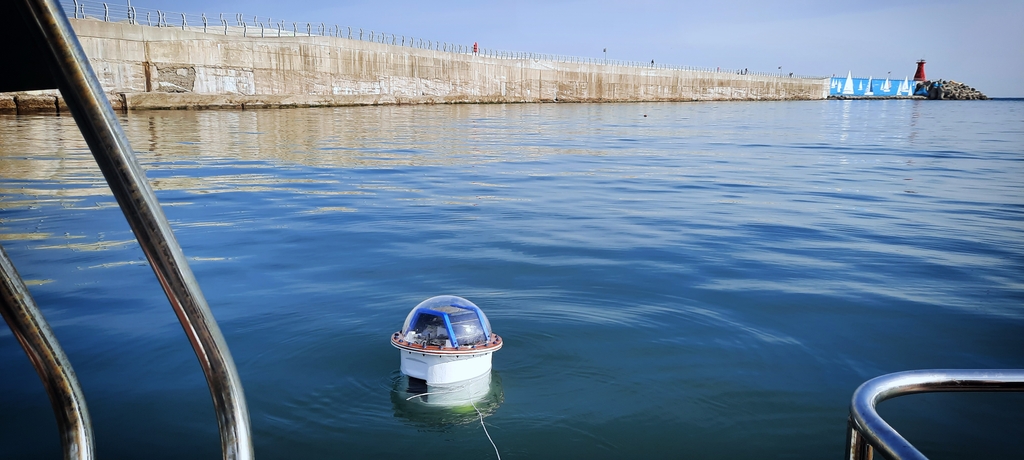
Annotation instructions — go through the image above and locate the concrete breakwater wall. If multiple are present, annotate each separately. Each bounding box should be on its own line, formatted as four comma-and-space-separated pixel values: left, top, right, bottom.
3, 18, 828, 112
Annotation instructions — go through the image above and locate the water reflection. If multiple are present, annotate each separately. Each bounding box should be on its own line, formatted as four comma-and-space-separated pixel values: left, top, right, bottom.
126, 106, 541, 170
2, 102, 1023, 458
390, 371, 503, 427
0, 106, 565, 214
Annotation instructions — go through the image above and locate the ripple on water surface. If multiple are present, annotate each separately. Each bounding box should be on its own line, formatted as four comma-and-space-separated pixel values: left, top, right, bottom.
0, 101, 1022, 459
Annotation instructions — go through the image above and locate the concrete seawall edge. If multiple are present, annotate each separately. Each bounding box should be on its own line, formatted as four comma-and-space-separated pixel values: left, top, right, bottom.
0, 18, 830, 112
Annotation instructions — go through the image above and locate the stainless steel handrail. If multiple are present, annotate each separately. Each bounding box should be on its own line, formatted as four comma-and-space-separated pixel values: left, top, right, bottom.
2, 0, 254, 458
0, 246, 94, 460
846, 369, 1024, 460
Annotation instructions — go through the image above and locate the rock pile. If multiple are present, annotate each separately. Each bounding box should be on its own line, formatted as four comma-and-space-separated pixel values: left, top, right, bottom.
916, 80, 988, 100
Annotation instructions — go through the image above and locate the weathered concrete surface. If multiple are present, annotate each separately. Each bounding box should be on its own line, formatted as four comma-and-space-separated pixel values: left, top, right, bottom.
56, 95, 70, 114
0, 90, 123, 114
122, 92, 403, 110
0, 94, 15, 113
34, 18, 829, 110
12, 94, 58, 113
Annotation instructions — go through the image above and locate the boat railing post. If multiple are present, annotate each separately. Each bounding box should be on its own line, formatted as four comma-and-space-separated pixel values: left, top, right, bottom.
0, 245, 95, 460
847, 369, 1024, 460
12, 1, 254, 458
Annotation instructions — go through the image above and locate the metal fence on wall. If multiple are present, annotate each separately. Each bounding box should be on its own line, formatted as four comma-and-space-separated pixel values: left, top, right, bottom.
63, 0, 821, 79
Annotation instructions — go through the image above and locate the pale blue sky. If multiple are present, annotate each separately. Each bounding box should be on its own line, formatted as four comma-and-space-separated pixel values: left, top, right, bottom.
130, 0, 1022, 96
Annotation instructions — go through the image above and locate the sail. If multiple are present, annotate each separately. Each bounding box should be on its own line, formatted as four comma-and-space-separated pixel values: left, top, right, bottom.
897, 77, 911, 96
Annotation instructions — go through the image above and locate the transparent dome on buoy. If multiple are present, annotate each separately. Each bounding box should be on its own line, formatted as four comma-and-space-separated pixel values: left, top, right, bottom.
400, 295, 492, 348
392, 295, 501, 388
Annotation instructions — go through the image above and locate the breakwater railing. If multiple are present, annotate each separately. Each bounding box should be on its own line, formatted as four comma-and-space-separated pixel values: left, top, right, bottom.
62, 0, 823, 80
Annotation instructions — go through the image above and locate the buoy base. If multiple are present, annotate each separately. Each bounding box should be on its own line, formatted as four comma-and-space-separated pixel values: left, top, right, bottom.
400, 372, 493, 406
399, 349, 493, 385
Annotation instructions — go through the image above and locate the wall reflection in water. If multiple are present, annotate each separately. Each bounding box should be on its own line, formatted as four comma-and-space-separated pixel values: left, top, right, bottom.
0, 105, 574, 214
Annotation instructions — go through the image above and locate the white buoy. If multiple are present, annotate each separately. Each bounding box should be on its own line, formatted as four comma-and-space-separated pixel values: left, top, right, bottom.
391, 295, 502, 387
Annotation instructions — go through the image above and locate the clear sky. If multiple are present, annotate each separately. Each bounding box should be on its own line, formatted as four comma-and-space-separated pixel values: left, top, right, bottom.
129, 0, 1022, 97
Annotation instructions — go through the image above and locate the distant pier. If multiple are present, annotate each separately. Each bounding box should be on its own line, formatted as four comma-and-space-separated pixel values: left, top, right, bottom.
2, 15, 829, 112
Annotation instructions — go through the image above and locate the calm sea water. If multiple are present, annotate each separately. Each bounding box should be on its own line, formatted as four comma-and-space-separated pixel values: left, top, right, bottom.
1, 100, 1022, 459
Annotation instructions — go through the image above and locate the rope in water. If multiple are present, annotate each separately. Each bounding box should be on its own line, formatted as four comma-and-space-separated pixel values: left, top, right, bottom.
472, 401, 501, 460
401, 381, 500, 459
404, 381, 470, 401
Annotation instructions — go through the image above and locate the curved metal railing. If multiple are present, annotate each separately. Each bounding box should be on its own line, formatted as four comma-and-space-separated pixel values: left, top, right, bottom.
0, 0, 252, 458
846, 369, 1024, 460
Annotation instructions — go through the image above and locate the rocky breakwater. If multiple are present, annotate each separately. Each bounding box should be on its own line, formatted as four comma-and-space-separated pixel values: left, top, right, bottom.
916, 80, 988, 100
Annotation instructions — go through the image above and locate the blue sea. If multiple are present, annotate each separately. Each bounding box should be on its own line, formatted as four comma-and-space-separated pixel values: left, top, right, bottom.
1, 100, 1022, 459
